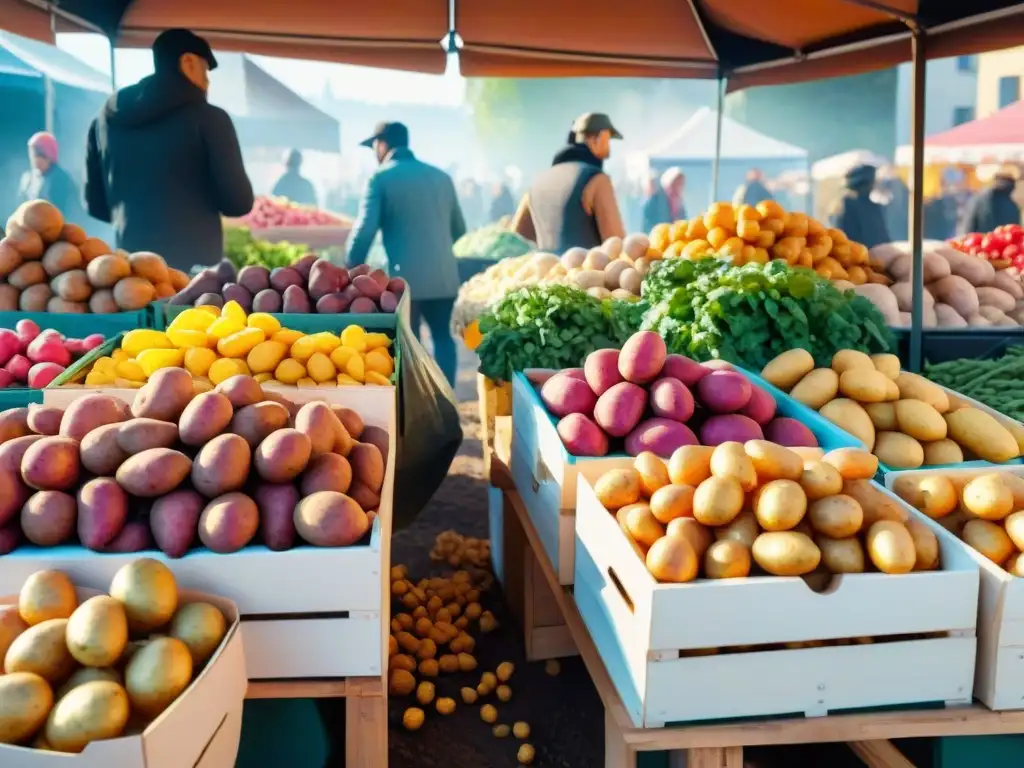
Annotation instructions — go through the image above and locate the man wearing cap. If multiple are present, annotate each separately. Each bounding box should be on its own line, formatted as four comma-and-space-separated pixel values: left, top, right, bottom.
17, 132, 85, 224
85, 29, 253, 271
511, 112, 626, 252
346, 122, 466, 388
271, 149, 318, 207
964, 166, 1021, 235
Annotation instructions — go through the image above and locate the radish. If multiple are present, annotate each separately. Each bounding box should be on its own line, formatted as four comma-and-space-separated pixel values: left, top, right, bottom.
15, 319, 40, 348
64, 338, 86, 356
27, 362, 64, 388
4, 354, 31, 382
0, 330, 19, 366
82, 334, 105, 351
27, 334, 71, 367
0, 369, 13, 388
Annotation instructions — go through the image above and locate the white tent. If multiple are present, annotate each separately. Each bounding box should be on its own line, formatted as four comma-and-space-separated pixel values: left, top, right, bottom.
642, 107, 807, 162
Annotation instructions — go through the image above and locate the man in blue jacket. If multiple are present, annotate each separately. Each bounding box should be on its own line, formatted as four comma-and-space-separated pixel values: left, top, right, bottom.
347, 122, 466, 387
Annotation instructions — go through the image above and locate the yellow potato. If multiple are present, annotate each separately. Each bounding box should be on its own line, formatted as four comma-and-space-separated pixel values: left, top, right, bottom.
44, 680, 130, 753
873, 432, 924, 469
820, 399, 875, 450
865, 402, 898, 431
871, 353, 901, 380
895, 373, 950, 414
594, 469, 642, 511
633, 452, 670, 496
704, 539, 751, 579
692, 476, 745, 527
646, 535, 699, 583
709, 442, 757, 491
865, 520, 916, 574
618, 503, 664, 547
124, 637, 193, 717
0, 671, 53, 746
891, 474, 958, 519
744, 440, 802, 481
962, 473, 1015, 521
963, 519, 1015, 564
714, 509, 759, 548
816, 535, 866, 573
838, 368, 891, 403
1007, 511, 1024, 551
761, 348, 814, 390
649, 483, 695, 524
668, 445, 715, 486
831, 349, 875, 375
945, 408, 1020, 463
895, 399, 947, 442
665, 517, 712, 558
905, 518, 940, 571
799, 461, 843, 500
1005, 551, 1024, 577
822, 448, 878, 480
789, 368, 839, 410
808, 495, 864, 538
754, 479, 808, 531
751, 532, 821, 576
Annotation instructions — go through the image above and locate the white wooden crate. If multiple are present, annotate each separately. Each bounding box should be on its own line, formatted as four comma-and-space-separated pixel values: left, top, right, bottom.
15, 384, 397, 681
886, 465, 1024, 710
574, 462, 980, 728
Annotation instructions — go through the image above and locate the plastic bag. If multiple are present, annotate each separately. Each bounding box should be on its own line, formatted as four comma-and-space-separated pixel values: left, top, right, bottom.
393, 312, 463, 531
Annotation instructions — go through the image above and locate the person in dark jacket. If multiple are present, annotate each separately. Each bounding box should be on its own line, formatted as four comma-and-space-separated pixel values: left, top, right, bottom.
488, 182, 515, 223
877, 167, 910, 243
829, 164, 890, 249
923, 191, 958, 241
17, 132, 85, 224
732, 168, 774, 208
511, 112, 625, 252
643, 167, 685, 232
271, 149, 317, 207
84, 29, 254, 272
964, 168, 1021, 234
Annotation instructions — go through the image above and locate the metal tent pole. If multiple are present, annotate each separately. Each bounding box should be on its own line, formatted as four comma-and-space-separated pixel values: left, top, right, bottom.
908, 27, 927, 373
108, 36, 117, 89
712, 74, 724, 201
43, 10, 56, 133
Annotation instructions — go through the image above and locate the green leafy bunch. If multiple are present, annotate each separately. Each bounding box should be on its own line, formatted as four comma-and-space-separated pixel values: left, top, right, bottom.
476, 284, 644, 382
224, 226, 309, 270
453, 223, 533, 261
641, 259, 894, 369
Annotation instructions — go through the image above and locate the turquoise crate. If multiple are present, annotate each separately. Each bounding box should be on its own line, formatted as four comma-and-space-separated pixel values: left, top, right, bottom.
0, 306, 155, 336
0, 388, 43, 408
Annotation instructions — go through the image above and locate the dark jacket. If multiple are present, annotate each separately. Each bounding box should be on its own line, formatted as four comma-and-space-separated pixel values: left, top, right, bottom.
346, 148, 465, 300
527, 144, 604, 252
85, 72, 254, 272
829, 165, 890, 249
923, 196, 957, 241
271, 170, 317, 207
18, 164, 85, 225
879, 177, 910, 243
489, 186, 515, 223
964, 179, 1021, 234
643, 187, 685, 232
732, 179, 774, 208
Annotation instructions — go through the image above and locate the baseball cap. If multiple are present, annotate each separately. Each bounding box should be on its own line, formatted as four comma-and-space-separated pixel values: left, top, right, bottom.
360, 122, 410, 149
152, 29, 218, 72
572, 113, 623, 140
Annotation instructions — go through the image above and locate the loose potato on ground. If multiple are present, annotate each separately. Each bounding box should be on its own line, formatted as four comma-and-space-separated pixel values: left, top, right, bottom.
294, 491, 370, 546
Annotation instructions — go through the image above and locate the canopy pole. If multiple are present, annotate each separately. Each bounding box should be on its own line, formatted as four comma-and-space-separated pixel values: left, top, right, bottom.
711, 74, 724, 201
908, 26, 927, 373
44, 10, 56, 133
108, 35, 117, 90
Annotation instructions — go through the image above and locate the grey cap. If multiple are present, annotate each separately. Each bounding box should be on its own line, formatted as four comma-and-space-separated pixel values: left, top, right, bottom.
572, 113, 623, 140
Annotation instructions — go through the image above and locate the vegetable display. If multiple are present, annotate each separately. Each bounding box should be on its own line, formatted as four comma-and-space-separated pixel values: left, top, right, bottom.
925, 349, 1024, 422
651, 200, 891, 285
79, 303, 395, 388
169, 256, 405, 315
2, 200, 188, 314
223, 226, 308, 271
593, 444, 938, 583
641, 259, 893, 370
761, 347, 1024, 468
0, 320, 104, 389
239, 196, 350, 229
949, 225, 1024, 272
474, 285, 642, 383
453, 222, 533, 262
0, 371, 385, 555
557, 234, 653, 300
533, 330, 818, 458
0, 563, 228, 751
892, 470, 1024, 574
867, 240, 1024, 328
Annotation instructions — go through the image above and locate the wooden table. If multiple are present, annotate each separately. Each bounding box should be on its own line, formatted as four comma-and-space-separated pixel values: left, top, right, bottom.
492, 459, 1024, 768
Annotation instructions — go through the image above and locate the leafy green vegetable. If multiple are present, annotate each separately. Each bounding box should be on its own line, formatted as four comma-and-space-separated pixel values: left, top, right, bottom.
224, 226, 308, 270
454, 223, 533, 262
476, 284, 643, 382
926, 348, 1024, 421
640, 259, 893, 369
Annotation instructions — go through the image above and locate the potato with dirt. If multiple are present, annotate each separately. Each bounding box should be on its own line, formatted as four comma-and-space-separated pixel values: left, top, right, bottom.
198, 492, 259, 553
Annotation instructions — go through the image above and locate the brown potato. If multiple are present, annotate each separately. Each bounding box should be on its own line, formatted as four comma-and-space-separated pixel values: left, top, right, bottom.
21, 436, 80, 491
192, 434, 251, 498
116, 418, 179, 453
8, 261, 46, 289
132, 367, 194, 421
255, 428, 311, 482
129, 251, 169, 284
0, 407, 31, 444
21, 490, 76, 546
294, 401, 344, 456
150, 489, 204, 558
300, 453, 353, 496
594, 468, 642, 511
47, 298, 87, 314
60, 223, 87, 245
113, 276, 156, 310
634, 451, 670, 495
704, 539, 751, 579
350, 441, 384, 493
214, 375, 264, 409
79, 422, 128, 475
0, 238, 23, 278
168, 268, 189, 291
649, 483, 695, 524
229, 401, 290, 447
5, 223, 44, 258
88, 288, 119, 313
198, 492, 259, 553
0, 283, 20, 310
331, 406, 364, 439
116, 448, 192, 497
347, 481, 381, 511
178, 391, 234, 446
816, 535, 866, 573
85, 253, 131, 288
19, 283, 51, 311
866, 520, 916, 574
843, 479, 909, 525
359, 425, 389, 463
0, 434, 43, 473
807, 495, 864, 538
79, 237, 111, 261
51, 269, 92, 301
254, 483, 299, 551
4, 619, 75, 682
905, 518, 940, 570
799, 460, 843, 500
294, 491, 370, 546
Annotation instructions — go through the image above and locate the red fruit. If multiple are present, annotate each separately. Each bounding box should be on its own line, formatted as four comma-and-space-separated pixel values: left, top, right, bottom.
27, 362, 64, 388
963, 233, 983, 247
0, 369, 13, 388
1004, 244, 1020, 260
4, 354, 31, 382
15, 319, 39, 348
82, 334, 105, 351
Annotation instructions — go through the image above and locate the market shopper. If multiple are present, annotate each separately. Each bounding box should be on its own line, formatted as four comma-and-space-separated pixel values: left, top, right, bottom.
511, 112, 626, 252
17, 132, 85, 224
643, 167, 686, 231
271, 149, 318, 207
829, 164, 890, 249
489, 181, 515, 222
84, 29, 254, 272
964, 166, 1022, 234
346, 121, 465, 388
732, 168, 774, 208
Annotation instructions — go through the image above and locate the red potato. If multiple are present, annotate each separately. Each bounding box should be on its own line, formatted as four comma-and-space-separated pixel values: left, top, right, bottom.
740, 386, 777, 426
15, 319, 39, 346
292, 254, 318, 280
0, 435, 44, 473
0, 369, 13, 389
594, 382, 647, 438
625, 418, 699, 458
369, 269, 389, 291
349, 297, 377, 313
584, 349, 624, 396
0, 329, 20, 366
347, 481, 380, 512
27, 363, 65, 389
82, 334, 104, 351
618, 331, 667, 384
0, 407, 30, 443
198, 493, 259, 553
21, 436, 80, 491
79, 423, 128, 475
115, 448, 192, 497
254, 483, 299, 551
100, 521, 152, 553
293, 491, 369, 547
352, 274, 383, 300
26, 406, 62, 436
59, 394, 127, 441
649, 378, 695, 423
540, 373, 597, 419
350, 264, 371, 278
700, 414, 764, 447
556, 413, 608, 457
349, 443, 383, 493
21, 490, 77, 546
0, 469, 29, 526
697, 370, 753, 413
150, 490, 204, 558
764, 418, 819, 448
359, 425, 389, 463
77, 478, 128, 550
378, 291, 399, 313
0, 519, 19, 554
300, 453, 353, 496
387, 277, 406, 295
116, 418, 179, 453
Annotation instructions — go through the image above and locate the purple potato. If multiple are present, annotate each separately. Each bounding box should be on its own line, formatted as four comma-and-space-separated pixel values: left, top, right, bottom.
150, 489, 204, 558
237, 265, 271, 295
340, 284, 360, 303
170, 269, 219, 305
352, 274, 383, 300
387, 277, 406, 295
252, 289, 283, 313
292, 254, 318, 280
196, 292, 224, 309
308, 260, 345, 301
360, 425, 389, 464
77, 477, 128, 550
349, 297, 378, 313
0, 518, 20, 554
282, 284, 311, 314
350, 264, 371, 278
254, 483, 300, 551
378, 291, 398, 313
214, 259, 237, 284
221, 283, 253, 311
369, 269, 389, 291
269, 267, 303, 293
100, 521, 152, 553
316, 293, 351, 314
336, 267, 351, 290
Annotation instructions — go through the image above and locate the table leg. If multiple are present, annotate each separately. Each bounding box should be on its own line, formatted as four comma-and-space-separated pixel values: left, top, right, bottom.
688, 746, 744, 768
345, 690, 387, 768
848, 740, 917, 768
605, 710, 639, 768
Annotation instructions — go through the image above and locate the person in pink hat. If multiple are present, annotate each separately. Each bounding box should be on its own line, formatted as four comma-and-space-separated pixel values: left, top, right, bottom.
17, 131, 84, 222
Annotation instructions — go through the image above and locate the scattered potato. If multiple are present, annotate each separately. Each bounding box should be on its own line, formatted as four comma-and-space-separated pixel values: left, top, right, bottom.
496, 684, 512, 702
402, 708, 424, 731
493, 724, 511, 738
513, 721, 531, 739
416, 681, 435, 706
436, 697, 456, 715
496, 661, 515, 682
461, 686, 478, 704
481, 704, 498, 723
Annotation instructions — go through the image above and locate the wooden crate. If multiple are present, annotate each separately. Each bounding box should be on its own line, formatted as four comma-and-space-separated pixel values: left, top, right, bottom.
478, 373, 513, 486
574, 464, 980, 728
886, 465, 1024, 711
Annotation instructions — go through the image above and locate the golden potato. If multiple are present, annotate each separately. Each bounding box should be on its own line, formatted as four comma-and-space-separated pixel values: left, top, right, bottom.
816, 535, 866, 573
618, 503, 664, 547
751, 532, 821, 576
754, 479, 808, 532
962, 474, 1015, 521
703, 539, 751, 579
0, 671, 53, 746
891, 475, 958, 519
906, 518, 940, 571
668, 445, 714, 486
823, 448, 878, 481
866, 520, 916, 574
649, 483, 695, 524
692, 476, 745, 527
666, 517, 712, 558
594, 468, 642, 511
633, 452, 670, 496
808, 495, 863, 538
124, 637, 193, 717
710, 442, 757, 491
18, 569, 77, 626
799, 461, 843, 501
645, 535, 699, 583
964, 519, 1015, 564
744, 440, 802, 481
714, 509, 759, 548
44, 681, 130, 753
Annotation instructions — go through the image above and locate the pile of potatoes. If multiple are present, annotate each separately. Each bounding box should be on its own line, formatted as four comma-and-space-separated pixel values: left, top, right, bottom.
0, 368, 389, 556
594, 443, 940, 583
77, 303, 394, 388
1, 200, 188, 313
0, 561, 228, 752
893, 471, 1024, 574
556, 233, 655, 300
169, 255, 406, 315
650, 200, 890, 283
761, 348, 1024, 469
